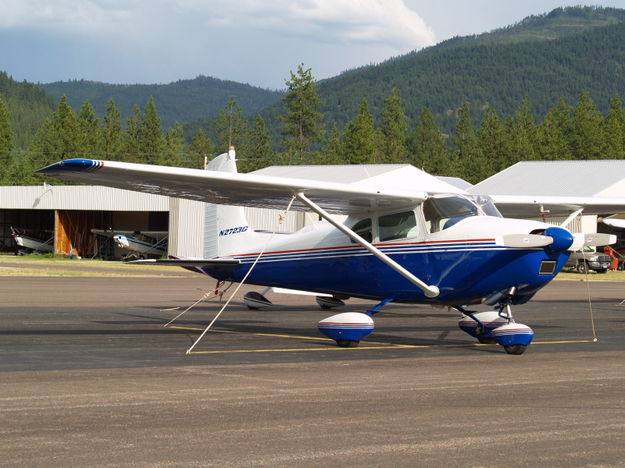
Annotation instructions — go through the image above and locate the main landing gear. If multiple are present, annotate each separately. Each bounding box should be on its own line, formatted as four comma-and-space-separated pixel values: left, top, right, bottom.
457, 287, 534, 355
317, 298, 390, 347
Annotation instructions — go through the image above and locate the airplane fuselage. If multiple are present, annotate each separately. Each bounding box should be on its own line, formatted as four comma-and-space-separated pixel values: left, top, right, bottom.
204, 216, 570, 306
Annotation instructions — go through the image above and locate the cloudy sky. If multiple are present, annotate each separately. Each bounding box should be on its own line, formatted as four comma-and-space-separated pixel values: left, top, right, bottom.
1, 0, 624, 89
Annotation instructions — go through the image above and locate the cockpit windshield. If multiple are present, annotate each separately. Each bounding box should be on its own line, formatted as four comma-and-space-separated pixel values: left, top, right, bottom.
422, 194, 502, 233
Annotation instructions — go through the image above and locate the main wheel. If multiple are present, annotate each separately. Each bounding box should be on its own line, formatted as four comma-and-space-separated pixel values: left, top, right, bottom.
576, 262, 588, 274
477, 336, 497, 344
503, 344, 527, 355
336, 339, 360, 348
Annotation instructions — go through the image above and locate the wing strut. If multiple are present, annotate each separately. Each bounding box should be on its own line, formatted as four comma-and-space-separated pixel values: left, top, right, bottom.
296, 192, 440, 298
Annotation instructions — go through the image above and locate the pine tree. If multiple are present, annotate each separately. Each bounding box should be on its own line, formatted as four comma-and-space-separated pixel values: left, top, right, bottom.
407, 108, 450, 175
508, 97, 538, 165
537, 98, 573, 160
379, 88, 408, 163
162, 123, 186, 166
138, 97, 164, 164
343, 99, 376, 164
571, 91, 605, 160
241, 115, 274, 172
123, 105, 142, 163
53, 95, 81, 158
0, 96, 14, 183
477, 107, 508, 175
188, 128, 214, 169
280, 64, 323, 163
318, 125, 345, 164
78, 101, 100, 158
453, 102, 485, 182
27, 95, 80, 182
214, 97, 249, 155
102, 99, 122, 161
603, 95, 625, 159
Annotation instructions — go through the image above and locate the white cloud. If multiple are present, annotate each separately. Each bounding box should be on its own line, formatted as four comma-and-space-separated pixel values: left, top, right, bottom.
0, 0, 131, 33
169, 0, 435, 50
1, 0, 434, 49
0, 0, 436, 87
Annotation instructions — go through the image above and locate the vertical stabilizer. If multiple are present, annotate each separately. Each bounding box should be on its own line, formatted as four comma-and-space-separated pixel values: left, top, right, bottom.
203, 148, 259, 258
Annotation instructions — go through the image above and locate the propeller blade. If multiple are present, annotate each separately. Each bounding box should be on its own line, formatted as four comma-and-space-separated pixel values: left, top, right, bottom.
502, 234, 553, 248
570, 233, 616, 251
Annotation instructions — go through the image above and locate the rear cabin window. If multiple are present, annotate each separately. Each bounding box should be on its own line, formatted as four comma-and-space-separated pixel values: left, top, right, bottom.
378, 211, 417, 242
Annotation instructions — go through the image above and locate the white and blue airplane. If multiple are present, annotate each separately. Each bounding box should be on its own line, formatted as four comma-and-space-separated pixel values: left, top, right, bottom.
91, 228, 168, 258
37, 150, 625, 354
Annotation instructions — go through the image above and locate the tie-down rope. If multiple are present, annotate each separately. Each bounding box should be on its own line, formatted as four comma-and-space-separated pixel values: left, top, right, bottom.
186, 195, 296, 354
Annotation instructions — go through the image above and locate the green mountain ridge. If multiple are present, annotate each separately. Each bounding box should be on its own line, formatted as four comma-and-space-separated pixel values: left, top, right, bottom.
41, 75, 283, 129
3, 5, 625, 151
0, 72, 55, 148
310, 17, 625, 135
432, 5, 625, 51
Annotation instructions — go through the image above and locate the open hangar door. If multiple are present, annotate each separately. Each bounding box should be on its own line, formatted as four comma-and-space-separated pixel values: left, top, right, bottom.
54, 210, 113, 258
54, 210, 168, 259
0, 209, 55, 254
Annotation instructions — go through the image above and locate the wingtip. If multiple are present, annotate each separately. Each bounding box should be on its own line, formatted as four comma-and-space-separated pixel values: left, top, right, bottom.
36, 159, 104, 175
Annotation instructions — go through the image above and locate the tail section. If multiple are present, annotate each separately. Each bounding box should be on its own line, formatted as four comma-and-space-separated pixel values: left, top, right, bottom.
203, 148, 262, 258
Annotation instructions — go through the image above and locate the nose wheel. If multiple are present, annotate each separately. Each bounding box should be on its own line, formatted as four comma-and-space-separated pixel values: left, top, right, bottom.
336, 339, 360, 348
503, 344, 527, 355
457, 287, 534, 354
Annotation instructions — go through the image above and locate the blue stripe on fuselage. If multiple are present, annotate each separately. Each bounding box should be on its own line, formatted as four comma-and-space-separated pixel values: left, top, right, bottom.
201, 242, 570, 305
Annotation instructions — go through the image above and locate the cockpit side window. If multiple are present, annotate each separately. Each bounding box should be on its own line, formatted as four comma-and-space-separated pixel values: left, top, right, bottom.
423, 195, 481, 233
378, 211, 417, 242
351, 218, 372, 243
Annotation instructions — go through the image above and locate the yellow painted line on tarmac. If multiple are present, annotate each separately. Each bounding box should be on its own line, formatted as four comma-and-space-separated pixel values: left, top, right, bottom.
532, 339, 595, 345
166, 325, 403, 346
168, 325, 333, 342
188, 344, 426, 354
167, 325, 595, 354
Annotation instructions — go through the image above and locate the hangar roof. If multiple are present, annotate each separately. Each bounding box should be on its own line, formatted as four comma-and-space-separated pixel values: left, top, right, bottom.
469, 160, 625, 198
0, 185, 169, 211
437, 176, 473, 190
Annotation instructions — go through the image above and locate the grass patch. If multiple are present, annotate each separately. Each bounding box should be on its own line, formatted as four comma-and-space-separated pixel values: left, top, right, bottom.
0, 267, 182, 278
0, 255, 195, 277
0, 255, 174, 271
556, 269, 625, 281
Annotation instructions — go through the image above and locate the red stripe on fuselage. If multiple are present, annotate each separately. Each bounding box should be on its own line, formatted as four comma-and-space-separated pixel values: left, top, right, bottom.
229, 238, 497, 259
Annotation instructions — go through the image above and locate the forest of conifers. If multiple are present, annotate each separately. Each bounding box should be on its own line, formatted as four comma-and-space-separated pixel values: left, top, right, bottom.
2, 6, 625, 186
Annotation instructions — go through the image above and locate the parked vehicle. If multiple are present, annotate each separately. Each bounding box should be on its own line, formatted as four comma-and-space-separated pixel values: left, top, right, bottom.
565, 246, 611, 273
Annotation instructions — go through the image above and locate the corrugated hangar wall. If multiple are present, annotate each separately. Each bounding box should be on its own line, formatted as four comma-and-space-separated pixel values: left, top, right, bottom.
167, 199, 306, 258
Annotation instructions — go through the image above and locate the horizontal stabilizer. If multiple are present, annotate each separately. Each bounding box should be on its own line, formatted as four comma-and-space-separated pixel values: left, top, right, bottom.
124, 258, 240, 267
272, 287, 332, 298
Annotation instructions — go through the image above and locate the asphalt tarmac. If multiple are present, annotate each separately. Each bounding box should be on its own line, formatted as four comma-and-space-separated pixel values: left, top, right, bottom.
1, 274, 625, 466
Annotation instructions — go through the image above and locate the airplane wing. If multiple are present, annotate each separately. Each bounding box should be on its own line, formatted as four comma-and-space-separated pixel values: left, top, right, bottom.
37, 159, 427, 215
488, 195, 625, 218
